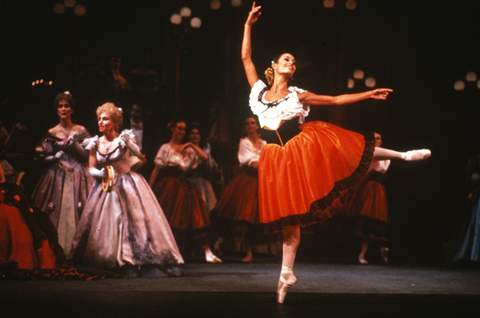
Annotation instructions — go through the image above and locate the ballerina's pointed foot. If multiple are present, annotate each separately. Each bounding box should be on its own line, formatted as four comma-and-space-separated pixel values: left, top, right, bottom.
277, 266, 297, 304
403, 149, 431, 161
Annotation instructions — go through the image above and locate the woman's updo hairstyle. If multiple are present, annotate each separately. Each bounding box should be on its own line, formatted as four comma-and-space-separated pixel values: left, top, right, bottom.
96, 102, 123, 131
264, 54, 282, 86
53, 91, 76, 111
167, 118, 187, 133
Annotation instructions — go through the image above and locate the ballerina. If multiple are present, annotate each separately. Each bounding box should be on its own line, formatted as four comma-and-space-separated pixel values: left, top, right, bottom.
241, 2, 431, 303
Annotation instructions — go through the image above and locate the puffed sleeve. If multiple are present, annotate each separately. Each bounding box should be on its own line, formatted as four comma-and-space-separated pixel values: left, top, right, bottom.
118, 129, 137, 147
237, 138, 259, 167
248, 80, 267, 113
35, 133, 57, 163
183, 147, 200, 170
154, 144, 169, 168
82, 135, 98, 151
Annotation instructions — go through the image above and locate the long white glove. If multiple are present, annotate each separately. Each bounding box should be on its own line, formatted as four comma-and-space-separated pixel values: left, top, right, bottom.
43, 150, 64, 162
89, 167, 106, 179
67, 133, 89, 161
120, 131, 140, 156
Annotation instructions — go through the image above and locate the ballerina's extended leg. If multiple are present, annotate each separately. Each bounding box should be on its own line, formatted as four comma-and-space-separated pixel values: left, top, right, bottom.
374, 147, 431, 161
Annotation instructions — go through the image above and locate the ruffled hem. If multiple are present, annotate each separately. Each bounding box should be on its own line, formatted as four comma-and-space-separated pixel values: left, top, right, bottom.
352, 216, 388, 242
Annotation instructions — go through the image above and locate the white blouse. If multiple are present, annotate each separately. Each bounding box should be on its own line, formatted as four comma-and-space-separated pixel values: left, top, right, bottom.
249, 80, 310, 130
237, 137, 266, 167
154, 143, 200, 172
369, 159, 391, 174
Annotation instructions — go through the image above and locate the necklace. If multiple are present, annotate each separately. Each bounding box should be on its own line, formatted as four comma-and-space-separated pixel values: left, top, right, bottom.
103, 137, 116, 152
258, 87, 290, 110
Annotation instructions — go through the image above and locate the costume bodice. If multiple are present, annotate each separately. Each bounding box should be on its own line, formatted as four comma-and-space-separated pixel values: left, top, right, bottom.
249, 80, 310, 131
154, 143, 200, 172
85, 132, 133, 177
36, 128, 91, 169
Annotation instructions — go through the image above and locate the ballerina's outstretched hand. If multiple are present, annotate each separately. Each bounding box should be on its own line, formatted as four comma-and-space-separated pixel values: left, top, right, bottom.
246, 2, 262, 26
370, 88, 393, 100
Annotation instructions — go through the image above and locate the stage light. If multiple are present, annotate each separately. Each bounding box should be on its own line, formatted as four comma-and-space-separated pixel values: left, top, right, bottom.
180, 6, 192, 18
347, 78, 355, 89
64, 0, 75, 8
466, 71, 477, 82
365, 77, 376, 88
454, 80, 465, 91
323, 0, 335, 9
190, 17, 202, 29
353, 69, 364, 80
346, 0, 357, 10
210, 0, 221, 10
74, 4, 86, 16
53, 3, 65, 14
170, 14, 182, 25
231, 0, 242, 7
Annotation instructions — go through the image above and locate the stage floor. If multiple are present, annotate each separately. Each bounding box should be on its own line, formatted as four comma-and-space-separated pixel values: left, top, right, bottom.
2, 255, 479, 318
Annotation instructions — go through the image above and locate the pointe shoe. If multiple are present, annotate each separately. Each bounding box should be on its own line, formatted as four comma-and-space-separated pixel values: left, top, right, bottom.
380, 247, 389, 263
402, 149, 431, 161
277, 266, 297, 304
206, 253, 222, 263
359, 255, 369, 265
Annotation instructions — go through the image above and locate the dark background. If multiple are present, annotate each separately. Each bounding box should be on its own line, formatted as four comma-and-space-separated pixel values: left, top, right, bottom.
1, 0, 479, 264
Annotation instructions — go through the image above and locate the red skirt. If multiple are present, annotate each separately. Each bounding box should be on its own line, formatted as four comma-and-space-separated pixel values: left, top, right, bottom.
258, 121, 374, 233
0, 204, 56, 270
344, 170, 388, 242
153, 174, 212, 242
215, 169, 259, 224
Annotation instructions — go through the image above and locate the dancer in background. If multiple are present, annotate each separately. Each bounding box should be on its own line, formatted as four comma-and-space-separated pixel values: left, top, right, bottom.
344, 132, 391, 264
187, 122, 218, 212
447, 152, 480, 264
0, 182, 65, 277
71, 103, 185, 277
242, 3, 431, 303
150, 119, 222, 263
31, 92, 92, 258
213, 116, 279, 262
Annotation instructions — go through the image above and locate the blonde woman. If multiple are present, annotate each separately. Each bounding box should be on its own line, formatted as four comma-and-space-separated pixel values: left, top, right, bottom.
71, 103, 185, 277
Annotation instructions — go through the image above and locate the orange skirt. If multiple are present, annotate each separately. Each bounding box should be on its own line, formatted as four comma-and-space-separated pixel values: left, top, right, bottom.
258, 121, 374, 233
